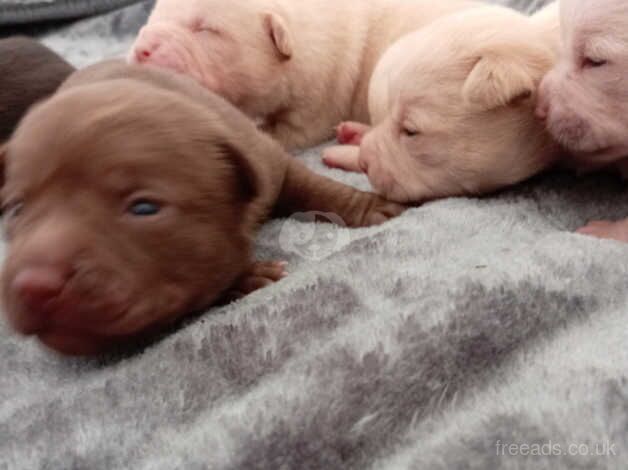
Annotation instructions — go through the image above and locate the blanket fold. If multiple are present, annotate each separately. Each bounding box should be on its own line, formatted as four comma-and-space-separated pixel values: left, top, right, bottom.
2, 1, 627, 469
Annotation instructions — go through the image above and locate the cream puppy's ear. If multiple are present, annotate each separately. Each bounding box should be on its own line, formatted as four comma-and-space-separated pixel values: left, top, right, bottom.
262, 12, 293, 59
462, 55, 537, 110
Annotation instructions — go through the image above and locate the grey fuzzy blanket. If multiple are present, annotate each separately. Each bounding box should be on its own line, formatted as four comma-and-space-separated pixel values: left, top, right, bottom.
2, 1, 628, 469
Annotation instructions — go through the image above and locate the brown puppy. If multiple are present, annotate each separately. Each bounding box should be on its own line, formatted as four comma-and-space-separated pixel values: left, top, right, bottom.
0, 37, 74, 142
0, 61, 403, 356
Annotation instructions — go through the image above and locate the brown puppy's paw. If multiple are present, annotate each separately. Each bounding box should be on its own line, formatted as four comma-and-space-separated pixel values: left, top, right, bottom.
336, 121, 371, 145
577, 219, 628, 243
356, 195, 407, 227
225, 261, 288, 300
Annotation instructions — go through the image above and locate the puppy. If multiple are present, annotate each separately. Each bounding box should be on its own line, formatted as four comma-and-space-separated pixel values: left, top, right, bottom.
1, 61, 404, 356
0, 36, 73, 142
323, 5, 561, 203
536, 0, 628, 241
128, 0, 477, 150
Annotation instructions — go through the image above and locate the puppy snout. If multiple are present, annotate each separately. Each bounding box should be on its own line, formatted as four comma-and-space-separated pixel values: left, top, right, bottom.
10, 264, 72, 333
133, 36, 161, 63
130, 28, 187, 74
13, 265, 68, 308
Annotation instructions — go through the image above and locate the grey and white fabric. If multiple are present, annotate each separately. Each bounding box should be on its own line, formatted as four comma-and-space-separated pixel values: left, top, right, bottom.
3, 1, 628, 469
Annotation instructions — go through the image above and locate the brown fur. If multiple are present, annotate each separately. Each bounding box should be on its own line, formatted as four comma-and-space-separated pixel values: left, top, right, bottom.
0, 61, 404, 356
0, 37, 73, 143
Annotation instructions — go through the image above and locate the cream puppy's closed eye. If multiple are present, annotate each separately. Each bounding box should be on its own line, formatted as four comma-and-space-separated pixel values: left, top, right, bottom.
324, 4, 561, 204
537, 0, 628, 242
129, 0, 479, 150
537, 0, 628, 166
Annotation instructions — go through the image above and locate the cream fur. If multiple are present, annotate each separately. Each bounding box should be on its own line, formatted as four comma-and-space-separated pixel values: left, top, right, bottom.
324, 4, 561, 204
129, 0, 477, 150
537, 0, 628, 241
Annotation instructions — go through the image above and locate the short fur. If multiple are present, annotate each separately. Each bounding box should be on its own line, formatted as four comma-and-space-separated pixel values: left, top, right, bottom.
536, 0, 628, 241
323, 5, 561, 204
0, 36, 73, 142
0, 61, 404, 356
128, 0, 478, 150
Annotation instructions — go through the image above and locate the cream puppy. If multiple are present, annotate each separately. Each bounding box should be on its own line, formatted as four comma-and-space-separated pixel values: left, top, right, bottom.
128, 0, 477, 150
536, 0, 628, 241
323, 5, 561, 203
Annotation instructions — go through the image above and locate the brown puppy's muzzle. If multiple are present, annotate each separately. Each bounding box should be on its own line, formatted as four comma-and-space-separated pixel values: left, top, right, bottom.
8, 263, 72, 335
1, 211, 137, 342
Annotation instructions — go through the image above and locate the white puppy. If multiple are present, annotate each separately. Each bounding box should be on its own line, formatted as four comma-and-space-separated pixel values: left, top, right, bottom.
537, 0, 628, 242
128, 0, 477, 150
323, 4, 561, 203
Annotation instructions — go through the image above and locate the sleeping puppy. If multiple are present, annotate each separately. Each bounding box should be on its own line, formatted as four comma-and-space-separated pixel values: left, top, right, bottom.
0, 36, 73, 142
323, 5, 561, 203
0, 61, 404, 356
128, 0, 478, 150
536, 0, 628, 241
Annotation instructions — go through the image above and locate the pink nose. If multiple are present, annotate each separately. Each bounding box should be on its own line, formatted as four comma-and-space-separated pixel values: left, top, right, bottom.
12, 266, 68, 311
134, 44, 157, 63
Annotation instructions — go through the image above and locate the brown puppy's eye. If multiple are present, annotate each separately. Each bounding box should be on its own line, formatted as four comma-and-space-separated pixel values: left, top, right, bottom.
127, 199, 161, 217
583, 57, 607, 68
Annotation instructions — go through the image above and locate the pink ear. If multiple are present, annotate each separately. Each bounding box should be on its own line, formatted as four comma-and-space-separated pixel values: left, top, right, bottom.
262, 12, 293, 59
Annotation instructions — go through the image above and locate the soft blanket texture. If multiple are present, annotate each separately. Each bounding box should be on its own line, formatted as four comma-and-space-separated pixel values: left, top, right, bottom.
0, 0, 141, 26
2, 1, 628, 469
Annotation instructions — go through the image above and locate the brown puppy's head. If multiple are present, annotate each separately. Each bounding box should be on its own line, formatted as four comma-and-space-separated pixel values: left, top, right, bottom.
1, 79, 261, 355
128, 0, 292, 118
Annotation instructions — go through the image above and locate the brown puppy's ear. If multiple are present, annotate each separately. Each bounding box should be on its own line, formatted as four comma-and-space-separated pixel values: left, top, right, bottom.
220, 142, 261, 204
262, 12, 293, 59
462, 54, 540, 110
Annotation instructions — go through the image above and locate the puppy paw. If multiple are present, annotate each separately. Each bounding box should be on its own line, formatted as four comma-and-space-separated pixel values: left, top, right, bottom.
335, 121, 371, 145
577, 219, 628, 243
357, 195, 407, 227
226, 261, 287, 300
322, 145, 362, 172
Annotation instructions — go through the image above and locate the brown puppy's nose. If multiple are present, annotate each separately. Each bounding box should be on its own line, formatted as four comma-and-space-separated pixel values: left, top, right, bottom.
12, 266, 67, 311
